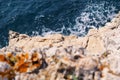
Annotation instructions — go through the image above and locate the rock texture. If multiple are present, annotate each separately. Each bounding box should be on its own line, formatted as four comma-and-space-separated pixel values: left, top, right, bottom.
0, 11, 120, 80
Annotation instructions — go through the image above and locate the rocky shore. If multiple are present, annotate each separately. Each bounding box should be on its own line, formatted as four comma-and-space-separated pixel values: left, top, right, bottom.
0, 11, 120, 80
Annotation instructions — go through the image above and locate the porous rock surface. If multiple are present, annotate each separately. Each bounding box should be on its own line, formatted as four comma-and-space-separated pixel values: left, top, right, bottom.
0, 11, 120, 80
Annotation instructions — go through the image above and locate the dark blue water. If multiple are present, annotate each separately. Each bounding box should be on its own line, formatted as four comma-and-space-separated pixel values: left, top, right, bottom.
0, 0, 120, 48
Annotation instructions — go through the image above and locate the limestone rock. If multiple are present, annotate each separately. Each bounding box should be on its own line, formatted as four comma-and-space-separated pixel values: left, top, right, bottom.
0, 62, 11, 72
101, 54, 120, 75
9, 30, 20, 39
9, 30, 29, 47
0, 11, 120, 80
86, 35, 105, 55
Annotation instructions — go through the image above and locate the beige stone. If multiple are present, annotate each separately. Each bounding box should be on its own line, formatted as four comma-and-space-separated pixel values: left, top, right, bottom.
86, 36, 105, 55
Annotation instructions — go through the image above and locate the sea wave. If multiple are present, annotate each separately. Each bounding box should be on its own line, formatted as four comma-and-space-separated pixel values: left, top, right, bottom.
0, 0, 120, 48
31, 1, 117, 36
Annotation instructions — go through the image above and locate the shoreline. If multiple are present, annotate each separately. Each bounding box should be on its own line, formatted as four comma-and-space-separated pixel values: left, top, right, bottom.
0, 11, 120, 80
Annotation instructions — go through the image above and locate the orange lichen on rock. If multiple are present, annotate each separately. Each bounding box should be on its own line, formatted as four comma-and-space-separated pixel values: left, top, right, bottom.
5, 53, 17, 66
0, 54, 6, 62
31, 52, 39, 61
0, 69, 15, 79
29, 52, 42, 71
6, 52, 13, 58
0, 52, 43, 74
13, 52, 42, 73
16, 53, 29, 61
16, 62, 31, 73
14, 57, 25, 72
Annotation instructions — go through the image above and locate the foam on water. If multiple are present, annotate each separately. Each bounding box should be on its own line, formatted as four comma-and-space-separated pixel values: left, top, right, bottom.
72, 2, 117, 36
31, 1, 117, 36
0, 0, 119, 48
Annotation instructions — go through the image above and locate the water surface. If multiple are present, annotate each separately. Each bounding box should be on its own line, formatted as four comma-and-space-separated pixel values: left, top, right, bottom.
0, 0, 120, 48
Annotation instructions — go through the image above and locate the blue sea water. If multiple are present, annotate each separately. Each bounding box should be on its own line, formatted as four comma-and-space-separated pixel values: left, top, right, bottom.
0, 0, 120, 48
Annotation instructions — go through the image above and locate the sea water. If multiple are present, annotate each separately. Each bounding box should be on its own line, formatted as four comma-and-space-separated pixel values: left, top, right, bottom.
0, 0, 120, 48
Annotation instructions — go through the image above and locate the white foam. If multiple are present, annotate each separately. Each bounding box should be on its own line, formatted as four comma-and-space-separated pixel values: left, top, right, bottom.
72, 1, 117, 36
32, 1, 117, 36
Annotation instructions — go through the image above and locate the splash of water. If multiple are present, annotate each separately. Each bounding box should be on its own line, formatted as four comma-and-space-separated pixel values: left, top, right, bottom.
31, 1, 117, 36
72, 2, 117, 36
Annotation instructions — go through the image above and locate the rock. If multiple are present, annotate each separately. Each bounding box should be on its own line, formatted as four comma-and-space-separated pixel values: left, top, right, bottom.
101, 68, 120, 80
0, 11, 120, 80
9, 30, 29, 47
103, 26, 120, 54
44, 34, 64, 43
45, 47, 58, 57
19, 34, 29, 40
0, 62, 14, 79
0, 53, 6, 62
14, 52, 43, 73
0, 62, 11, 72
101, 54, 120, 75
87, 28, 98, 36
77, 57, 98, 71
86, 35, 105, 55
9, 30, 20, 39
